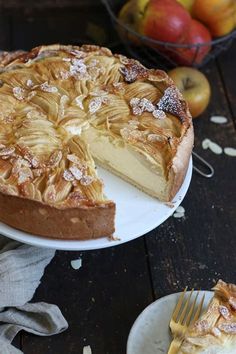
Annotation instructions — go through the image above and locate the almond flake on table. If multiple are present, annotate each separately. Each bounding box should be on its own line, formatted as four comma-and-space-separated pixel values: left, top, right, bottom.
176, 205, 185, 214
173, 205, 185, 219
224, 147, 236, 157
83, 345, 92, 354
202, 139, 211, 150
202, 139, 223, 154
210, 115, 228, 124
70, 258, 82, 270
208, 141, 223, 155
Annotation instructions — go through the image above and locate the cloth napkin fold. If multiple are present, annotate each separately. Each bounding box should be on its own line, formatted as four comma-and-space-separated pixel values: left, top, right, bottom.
0, 236, 68, 354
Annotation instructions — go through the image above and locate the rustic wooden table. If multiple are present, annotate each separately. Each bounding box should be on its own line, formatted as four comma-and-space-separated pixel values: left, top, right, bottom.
1, 1, 235, 353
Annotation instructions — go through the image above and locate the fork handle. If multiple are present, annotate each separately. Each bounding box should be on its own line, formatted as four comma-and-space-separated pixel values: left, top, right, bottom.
167, 338, 182, 354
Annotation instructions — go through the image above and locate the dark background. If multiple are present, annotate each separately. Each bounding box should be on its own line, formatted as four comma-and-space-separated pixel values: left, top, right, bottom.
0, 1, 235, 353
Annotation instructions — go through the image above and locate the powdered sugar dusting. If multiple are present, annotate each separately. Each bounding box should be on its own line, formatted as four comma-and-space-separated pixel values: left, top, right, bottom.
158, 86, 183, 118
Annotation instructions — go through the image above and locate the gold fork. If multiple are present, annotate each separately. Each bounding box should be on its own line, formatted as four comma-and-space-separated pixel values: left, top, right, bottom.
167, 288, 205, 354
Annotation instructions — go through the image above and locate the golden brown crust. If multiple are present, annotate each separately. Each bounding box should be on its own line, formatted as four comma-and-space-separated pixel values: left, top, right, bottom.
0, 50, 26, 66
168, 120, 194, 200
0, 191, 115, 240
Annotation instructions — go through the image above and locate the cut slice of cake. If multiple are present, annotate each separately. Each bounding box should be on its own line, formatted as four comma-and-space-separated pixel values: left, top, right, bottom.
178, 280, 236, 354
0, 44, 193, 239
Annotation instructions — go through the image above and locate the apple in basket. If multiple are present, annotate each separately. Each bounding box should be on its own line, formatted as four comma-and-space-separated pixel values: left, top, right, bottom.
118, 0, 146, 46
193, 0, 236, 37
173, 19, 212, 65
138, 0, 191, 43
177, 0, 195, 13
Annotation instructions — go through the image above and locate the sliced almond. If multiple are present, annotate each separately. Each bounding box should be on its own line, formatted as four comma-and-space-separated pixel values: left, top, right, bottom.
202, 139, 210, 150
210, 116, 227, 124
70, 258, 82, 270
208, 141, 223, 155
83, 346, 92, 354
224, 147, 236, 157
48, 150, 62, 168
173, 212, 185, 219
176, 205, 185, 214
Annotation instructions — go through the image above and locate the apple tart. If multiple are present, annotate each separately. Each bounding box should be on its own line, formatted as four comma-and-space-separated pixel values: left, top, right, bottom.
0, 44, 193, 239
178, 280, 236, 354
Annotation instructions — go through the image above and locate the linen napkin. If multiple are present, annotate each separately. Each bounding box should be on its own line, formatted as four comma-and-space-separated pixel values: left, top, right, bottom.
0, 236, 68, 354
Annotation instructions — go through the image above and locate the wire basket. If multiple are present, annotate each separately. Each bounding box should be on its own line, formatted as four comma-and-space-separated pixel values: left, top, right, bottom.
102, 0, 236, 70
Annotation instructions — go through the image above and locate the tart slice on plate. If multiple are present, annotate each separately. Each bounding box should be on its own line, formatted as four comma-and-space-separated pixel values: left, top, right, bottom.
0, 44, 193, 240
178, 280, 236, 353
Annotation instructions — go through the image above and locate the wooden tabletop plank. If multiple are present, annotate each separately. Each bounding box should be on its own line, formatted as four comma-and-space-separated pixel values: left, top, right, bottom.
22, 239, 153, 354
145, 58, 236, 298
217, 40, 236, 128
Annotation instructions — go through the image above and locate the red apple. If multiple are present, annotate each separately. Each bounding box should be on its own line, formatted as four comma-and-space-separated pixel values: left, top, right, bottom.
139, 0, 192, 43
174, 19, 212, 65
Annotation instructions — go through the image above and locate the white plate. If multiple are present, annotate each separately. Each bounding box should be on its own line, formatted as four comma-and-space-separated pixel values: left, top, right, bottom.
127, 290, 213, 354
0, 159, 192, 250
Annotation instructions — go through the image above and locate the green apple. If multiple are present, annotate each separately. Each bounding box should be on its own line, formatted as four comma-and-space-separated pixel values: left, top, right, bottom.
177, 0, 195, 13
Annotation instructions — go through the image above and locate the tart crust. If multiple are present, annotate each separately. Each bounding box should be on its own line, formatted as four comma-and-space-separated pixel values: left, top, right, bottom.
0, 191, 115, 240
